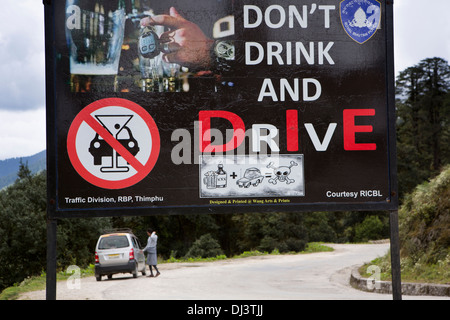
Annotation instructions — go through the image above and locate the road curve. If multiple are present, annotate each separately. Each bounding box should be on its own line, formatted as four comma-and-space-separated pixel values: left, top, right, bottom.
20, 243, 448, 300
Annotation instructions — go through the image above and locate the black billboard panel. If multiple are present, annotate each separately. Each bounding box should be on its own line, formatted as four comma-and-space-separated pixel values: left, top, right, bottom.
45, 0, 397, 217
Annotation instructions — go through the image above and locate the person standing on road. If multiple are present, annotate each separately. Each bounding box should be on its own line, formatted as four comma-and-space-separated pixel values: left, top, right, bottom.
144, 228, 160, 277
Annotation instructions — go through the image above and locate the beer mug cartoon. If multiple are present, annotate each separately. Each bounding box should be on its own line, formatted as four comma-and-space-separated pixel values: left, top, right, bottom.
203, 164, 227, 189
203, 171, 218, 189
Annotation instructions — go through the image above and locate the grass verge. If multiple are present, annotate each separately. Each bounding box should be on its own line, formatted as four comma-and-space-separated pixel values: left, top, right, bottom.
0, 265, 95, 301
359, 253, 450, 285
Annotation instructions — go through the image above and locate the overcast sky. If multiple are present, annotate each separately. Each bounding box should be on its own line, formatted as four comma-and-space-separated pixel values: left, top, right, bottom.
0, 0, 449, 160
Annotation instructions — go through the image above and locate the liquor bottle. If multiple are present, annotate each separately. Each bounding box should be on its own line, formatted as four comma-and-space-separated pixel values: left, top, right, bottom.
216, 164, 227, 188
93, 1, 106, 64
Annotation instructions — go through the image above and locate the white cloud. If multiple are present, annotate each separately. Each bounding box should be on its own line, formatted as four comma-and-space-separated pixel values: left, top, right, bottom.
0, 109, 46, 160
394, 0, 450, 74
0, 0, 45, 111
0, 1, 46, 160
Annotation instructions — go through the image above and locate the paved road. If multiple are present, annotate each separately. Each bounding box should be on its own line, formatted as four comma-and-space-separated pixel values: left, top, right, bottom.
20, 243, 449, 300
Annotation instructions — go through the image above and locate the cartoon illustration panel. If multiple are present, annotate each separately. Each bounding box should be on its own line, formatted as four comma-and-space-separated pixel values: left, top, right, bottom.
200, 154, 304, 198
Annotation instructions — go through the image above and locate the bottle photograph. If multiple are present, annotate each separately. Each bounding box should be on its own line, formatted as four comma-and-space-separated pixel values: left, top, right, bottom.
64, 0, 233, 93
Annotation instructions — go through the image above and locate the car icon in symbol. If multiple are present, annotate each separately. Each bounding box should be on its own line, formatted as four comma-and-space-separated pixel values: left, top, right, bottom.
237, 168, 264, 188
89, 126, 140, 166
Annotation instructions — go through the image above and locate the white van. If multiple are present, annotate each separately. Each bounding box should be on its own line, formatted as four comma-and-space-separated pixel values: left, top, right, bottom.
94, 229, 146, 281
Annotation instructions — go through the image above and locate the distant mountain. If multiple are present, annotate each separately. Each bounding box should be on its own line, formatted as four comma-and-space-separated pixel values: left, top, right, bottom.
0, 150, 46, 190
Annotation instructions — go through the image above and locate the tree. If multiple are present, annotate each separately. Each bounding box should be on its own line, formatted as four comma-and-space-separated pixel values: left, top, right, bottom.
419, 58, 450, 171
354, 216, 387, 242
16, 160, 32, 181
303, 212, 338, 242
0, 165, 111, 291
396, 57, 450, 197
232, 212, 307, 253
185, 234, 224, 258
0, 167, 47, 290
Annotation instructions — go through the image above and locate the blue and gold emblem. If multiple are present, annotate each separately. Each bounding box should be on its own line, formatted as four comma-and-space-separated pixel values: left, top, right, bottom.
340, 0, 381, 44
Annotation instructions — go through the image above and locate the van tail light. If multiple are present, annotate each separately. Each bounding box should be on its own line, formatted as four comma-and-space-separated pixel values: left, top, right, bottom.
95, 252, 99, 263
129, 248, 135, 260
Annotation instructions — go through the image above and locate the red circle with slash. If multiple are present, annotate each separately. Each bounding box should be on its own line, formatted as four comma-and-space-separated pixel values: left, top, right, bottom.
67, 98, 160, 189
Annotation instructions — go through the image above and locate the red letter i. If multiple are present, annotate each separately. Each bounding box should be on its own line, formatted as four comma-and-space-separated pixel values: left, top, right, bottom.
286, 109, 299, 152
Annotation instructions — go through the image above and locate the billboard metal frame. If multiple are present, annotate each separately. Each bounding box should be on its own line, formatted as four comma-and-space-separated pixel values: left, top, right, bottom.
44, 0, 401, 300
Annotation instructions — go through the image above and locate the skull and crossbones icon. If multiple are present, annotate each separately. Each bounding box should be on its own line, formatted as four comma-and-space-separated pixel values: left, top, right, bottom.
267, 161, 298, 185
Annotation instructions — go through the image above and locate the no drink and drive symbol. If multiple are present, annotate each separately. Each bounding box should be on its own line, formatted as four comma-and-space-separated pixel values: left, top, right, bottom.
67, 98, 160, 189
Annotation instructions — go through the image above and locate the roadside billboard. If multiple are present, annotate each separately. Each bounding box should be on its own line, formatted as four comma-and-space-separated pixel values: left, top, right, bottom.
45, 0, 397, 217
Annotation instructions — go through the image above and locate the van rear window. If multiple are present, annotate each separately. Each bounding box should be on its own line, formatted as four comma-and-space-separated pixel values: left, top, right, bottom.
98, 235, 129, 249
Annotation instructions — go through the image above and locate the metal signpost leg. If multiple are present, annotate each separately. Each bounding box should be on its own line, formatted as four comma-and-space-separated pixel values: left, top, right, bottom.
389, 210, 402, 300
46, 218, 57, 300
44, 0, 57, 301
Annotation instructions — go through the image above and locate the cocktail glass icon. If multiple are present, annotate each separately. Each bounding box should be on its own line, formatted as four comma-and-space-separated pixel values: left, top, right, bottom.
88, 115, 140, 173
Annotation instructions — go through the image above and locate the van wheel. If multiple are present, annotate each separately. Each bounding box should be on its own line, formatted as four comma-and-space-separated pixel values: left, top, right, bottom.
96, 275, 102, 281
132, 263, 138, 278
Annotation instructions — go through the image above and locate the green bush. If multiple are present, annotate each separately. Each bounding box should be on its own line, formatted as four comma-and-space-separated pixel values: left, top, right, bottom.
257, 235, 306, 253
185, 234, 224, 259
232, 212, 308, 253
354, 215, 386, 242
399, 165, 450, 265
